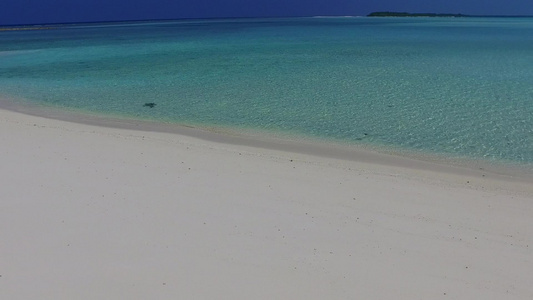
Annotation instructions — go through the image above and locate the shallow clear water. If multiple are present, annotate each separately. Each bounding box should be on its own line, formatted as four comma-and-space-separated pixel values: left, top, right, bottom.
1, 17, 533, 165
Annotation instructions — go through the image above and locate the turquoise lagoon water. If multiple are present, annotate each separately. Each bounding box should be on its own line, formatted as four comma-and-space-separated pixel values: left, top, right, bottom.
1, 17, 532, 166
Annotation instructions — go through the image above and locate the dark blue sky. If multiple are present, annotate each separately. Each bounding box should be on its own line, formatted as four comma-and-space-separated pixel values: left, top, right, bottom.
2, 0, 532, 25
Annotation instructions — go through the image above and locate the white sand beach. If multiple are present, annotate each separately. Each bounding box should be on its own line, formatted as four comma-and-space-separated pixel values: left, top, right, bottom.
1, 107, 532, 299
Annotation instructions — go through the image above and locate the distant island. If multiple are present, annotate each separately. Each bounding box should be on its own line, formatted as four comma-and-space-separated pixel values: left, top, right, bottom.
368, 12, 467, 17
0, 25, 56, 31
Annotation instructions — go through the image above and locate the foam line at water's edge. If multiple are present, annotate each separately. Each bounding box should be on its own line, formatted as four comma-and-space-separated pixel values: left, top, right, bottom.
1, 95, 532, 185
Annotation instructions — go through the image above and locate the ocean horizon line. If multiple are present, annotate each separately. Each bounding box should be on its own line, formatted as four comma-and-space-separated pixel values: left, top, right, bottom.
2, 13, 533, 27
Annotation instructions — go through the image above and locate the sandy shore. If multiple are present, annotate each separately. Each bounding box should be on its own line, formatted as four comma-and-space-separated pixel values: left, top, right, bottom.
1, 107, 532, 299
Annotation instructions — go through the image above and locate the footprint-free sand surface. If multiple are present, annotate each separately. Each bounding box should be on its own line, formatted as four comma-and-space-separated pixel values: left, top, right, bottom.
1, 108, 532, 299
